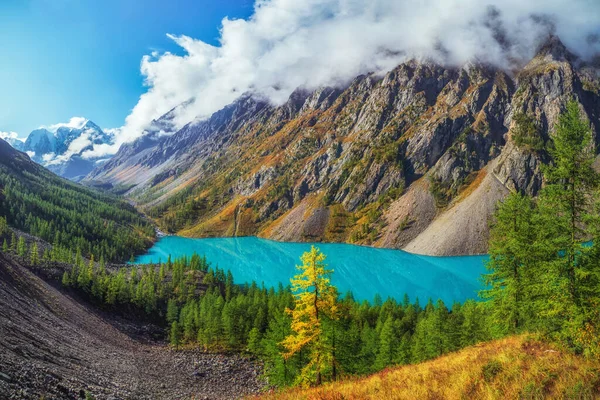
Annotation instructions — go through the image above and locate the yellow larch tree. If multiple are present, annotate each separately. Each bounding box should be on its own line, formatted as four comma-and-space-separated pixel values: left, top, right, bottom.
282, 246, 339, 386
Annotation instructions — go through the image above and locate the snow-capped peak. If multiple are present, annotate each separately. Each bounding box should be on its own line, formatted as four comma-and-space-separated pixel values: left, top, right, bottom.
44, 117, 90, 133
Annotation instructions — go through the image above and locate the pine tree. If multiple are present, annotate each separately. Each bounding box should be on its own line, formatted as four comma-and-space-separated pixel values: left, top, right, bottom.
2, 239, 8, 253
281, 246, 339, 386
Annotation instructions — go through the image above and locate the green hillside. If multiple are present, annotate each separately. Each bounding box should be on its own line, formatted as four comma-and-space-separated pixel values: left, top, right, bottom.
0, 138, 154, 262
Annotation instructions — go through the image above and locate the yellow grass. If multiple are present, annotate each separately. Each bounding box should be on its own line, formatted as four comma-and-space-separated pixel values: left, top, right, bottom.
455, 168, 487, 203
253, 336, 600, 400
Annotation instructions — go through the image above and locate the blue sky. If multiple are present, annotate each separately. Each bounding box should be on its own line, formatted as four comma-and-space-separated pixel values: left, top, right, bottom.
2, 0, 598, 144
0, 0, 253, 137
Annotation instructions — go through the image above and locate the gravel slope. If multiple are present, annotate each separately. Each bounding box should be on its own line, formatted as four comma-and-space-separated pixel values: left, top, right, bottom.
404, 167, 509, 256
0, 253, 264, 399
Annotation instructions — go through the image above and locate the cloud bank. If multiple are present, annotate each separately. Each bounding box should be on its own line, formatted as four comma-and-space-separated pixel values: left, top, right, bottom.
109, 0, 599, 156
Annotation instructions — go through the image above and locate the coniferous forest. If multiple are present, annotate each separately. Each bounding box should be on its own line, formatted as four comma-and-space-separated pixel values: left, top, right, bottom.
0, 140, 154, 262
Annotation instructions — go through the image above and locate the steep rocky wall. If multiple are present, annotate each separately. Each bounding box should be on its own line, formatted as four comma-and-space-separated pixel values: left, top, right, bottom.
86, 37, 600, 255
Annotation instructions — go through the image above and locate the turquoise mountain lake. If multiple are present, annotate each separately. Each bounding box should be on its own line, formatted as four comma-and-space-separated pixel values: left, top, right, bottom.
134, 236, 488, 304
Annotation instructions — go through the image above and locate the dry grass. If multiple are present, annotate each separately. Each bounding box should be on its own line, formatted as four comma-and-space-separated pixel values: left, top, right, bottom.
253, 336, 600, 400
455, 168, 487, 203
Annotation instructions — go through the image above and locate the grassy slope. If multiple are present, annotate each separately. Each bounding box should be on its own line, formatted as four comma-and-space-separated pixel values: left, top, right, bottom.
255, 336, 600, 400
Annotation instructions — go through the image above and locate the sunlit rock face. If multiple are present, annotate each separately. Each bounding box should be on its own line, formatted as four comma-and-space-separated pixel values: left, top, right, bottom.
87, 37, 600, 255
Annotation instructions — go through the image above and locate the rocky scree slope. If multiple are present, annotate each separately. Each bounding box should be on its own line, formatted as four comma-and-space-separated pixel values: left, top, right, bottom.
0, 251, 264, 399
86, 37, 600, 256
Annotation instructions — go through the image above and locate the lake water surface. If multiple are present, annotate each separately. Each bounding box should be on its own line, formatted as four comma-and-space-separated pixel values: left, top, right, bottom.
134, 236, 488, 304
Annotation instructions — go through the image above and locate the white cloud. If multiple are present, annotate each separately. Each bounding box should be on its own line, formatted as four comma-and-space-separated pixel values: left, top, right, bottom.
43, 117, 89, 133
42, 153, 56, 162
26, 151, 35, 158
105, 0, 599, 151
66, 133, 92, 154
0, 131, 24, 142
81, 142, 116, 160
45, 133, 94, 165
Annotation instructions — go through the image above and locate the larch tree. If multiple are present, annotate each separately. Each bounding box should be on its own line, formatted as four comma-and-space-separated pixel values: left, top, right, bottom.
10, 232, 16, 253
17, 236, 26, 258
0, 216, 7, 237
537, 100, 599, 343
282, 246, 339, 386
482, 192, 538, 333
542, 100, 597, 301
29, 242, 39, 266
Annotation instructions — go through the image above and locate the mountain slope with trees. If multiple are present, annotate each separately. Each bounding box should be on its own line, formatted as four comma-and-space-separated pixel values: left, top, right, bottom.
0, 250, 263, 399
0, 138, 154, 262
86, 36, 600, 255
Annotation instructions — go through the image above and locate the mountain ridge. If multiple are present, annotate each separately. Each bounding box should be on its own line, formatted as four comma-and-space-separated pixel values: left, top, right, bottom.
86, 36, 600, 256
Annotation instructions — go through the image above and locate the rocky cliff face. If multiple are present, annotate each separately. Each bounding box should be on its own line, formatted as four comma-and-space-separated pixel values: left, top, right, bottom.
86, 37, 600, 255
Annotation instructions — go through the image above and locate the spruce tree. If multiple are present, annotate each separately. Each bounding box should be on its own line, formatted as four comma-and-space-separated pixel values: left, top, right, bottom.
2, 239, 8, 253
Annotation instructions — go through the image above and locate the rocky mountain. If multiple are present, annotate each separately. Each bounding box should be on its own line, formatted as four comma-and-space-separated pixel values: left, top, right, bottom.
86, 36, 600, 256
19, 119, 113, 181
